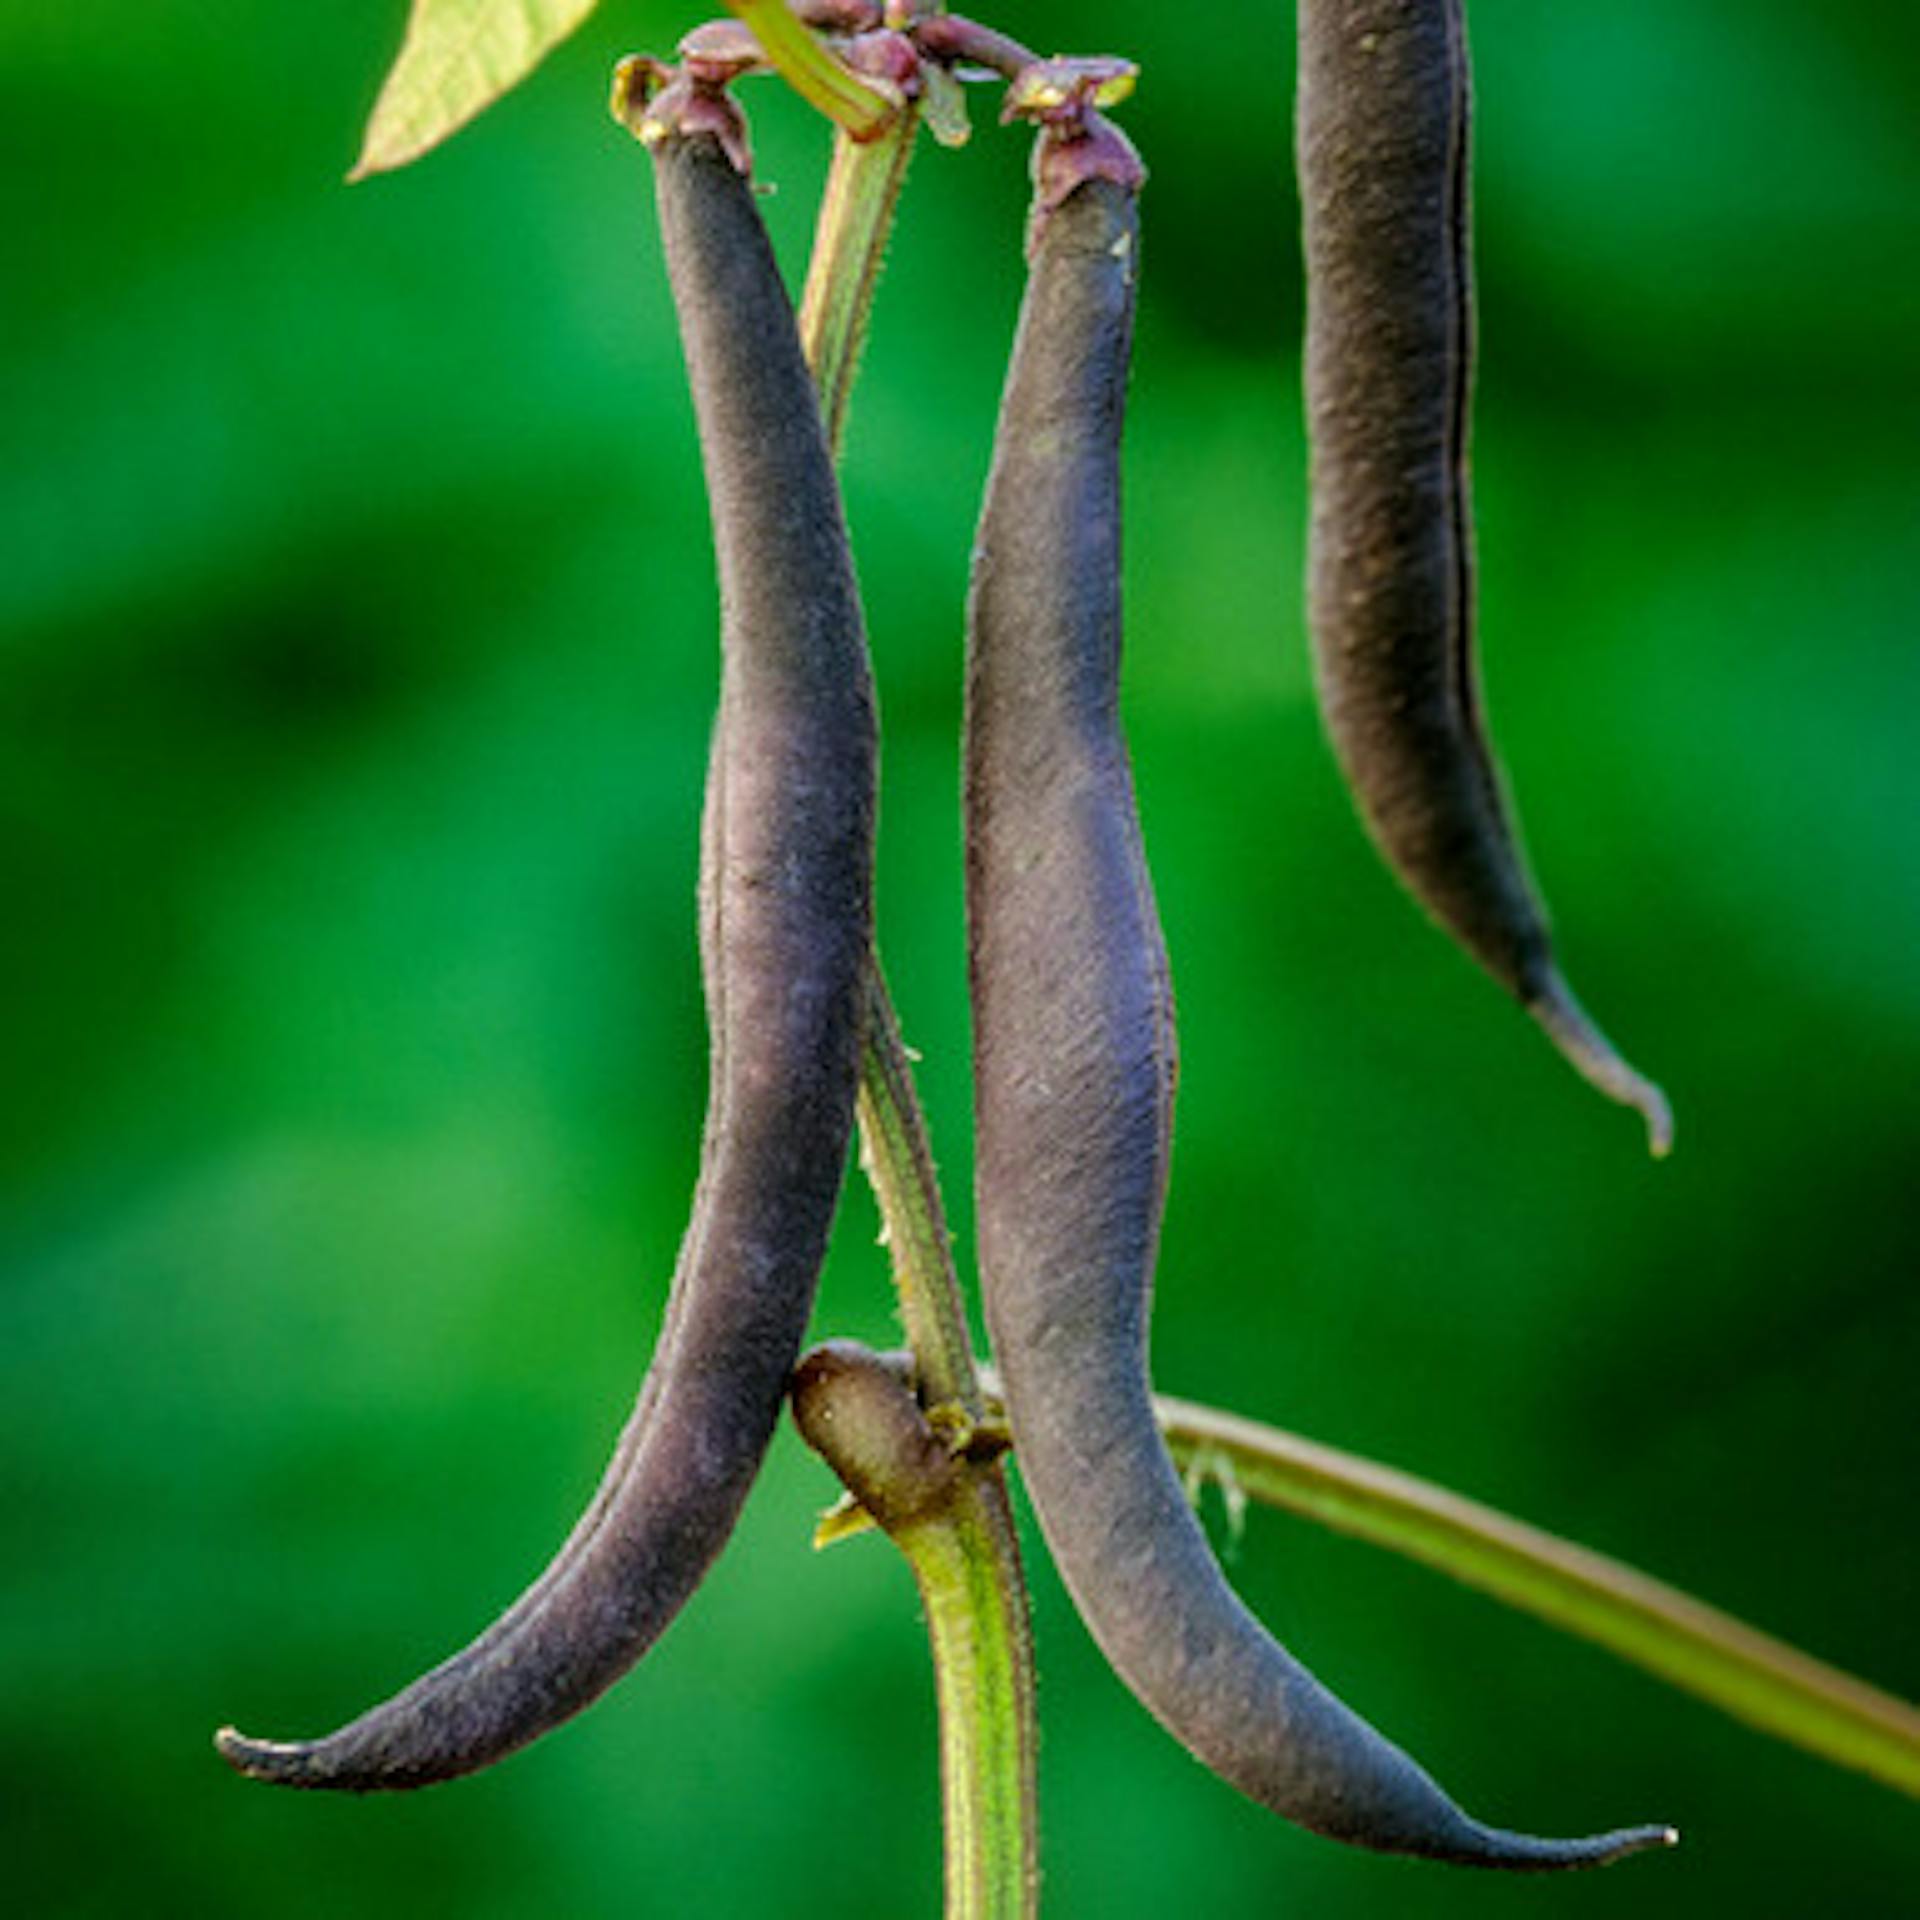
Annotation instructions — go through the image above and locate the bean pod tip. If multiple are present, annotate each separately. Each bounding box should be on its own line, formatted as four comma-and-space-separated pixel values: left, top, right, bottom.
213, 1726, 324, 1789
1527, 970, 1674, 1158
1452, 1816, 1678, 1873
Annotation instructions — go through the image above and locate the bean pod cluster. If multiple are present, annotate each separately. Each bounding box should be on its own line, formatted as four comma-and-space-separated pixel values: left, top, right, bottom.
218, 0, 1674, 1881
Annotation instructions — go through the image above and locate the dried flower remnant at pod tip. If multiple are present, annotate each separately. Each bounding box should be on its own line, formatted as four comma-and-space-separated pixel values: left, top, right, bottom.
999, 56, 1144, 244
963, 94, 1674, 1870
613, 48, 757, 173
1299, 0, 1672, 1153
215, 67, 876, 1792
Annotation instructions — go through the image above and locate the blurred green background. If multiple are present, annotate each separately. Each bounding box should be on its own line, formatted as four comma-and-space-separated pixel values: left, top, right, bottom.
5, 0, 1917, 1912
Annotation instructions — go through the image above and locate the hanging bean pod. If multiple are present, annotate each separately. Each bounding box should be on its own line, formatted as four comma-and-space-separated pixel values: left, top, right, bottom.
1299, 0, 1671, 1154
217, 85, 876, 1791
965, 122, 1671, 1868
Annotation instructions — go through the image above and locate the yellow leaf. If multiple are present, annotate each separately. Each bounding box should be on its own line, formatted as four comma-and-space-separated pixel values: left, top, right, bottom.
352, 0, 602, 180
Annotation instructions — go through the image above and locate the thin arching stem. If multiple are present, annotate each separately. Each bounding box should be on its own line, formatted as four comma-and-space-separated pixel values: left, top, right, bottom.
1150, 1388, 1920, 1803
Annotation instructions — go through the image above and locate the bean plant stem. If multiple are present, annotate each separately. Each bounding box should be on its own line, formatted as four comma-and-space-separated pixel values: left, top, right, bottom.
800, 118, 920, 468
1149, 1389, 1920, 1802
898, 1491, 1039, 1920
853, 973, 981, 1414
797, 107, 1040, 1920
725, 0, 899, 140
799, 107, 986, 1417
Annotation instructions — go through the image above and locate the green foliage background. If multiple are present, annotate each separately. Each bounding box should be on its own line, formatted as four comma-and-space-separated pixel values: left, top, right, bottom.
4, 1, 1917, 1912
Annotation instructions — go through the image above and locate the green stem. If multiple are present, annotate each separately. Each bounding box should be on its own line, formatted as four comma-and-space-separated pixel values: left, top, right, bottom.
854, 973, 981, 1413
898, 1484, 1038, 1920
1149, 1389, 1920, 1801
725, 0, 899, 140
796, 108, 1038, 1920
792, 1344, 1037, 1920
799, 108, 981, 1419
801, 120, 921, 465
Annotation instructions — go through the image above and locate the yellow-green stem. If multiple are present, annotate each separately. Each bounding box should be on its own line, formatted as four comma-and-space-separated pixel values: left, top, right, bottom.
897, 1484, 1039, 1920
797, 105, 1038, 1920
725, 0, 898, 140
854, 972, 981, 1413
801, 120, 922, 465
1151, 1390, 1920, 1801
799, 108, 982, 1418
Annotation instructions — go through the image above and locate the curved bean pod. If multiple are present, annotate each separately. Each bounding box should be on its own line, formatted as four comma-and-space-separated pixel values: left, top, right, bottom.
216, 108, 875, 1792
965, 152, 1670, 1868
1299, 0, 1671, 1155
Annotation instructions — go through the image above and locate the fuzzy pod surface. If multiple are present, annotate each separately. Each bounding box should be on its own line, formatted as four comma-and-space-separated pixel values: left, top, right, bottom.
217, 128, 876, 1792
965, 169, 1670, 1869
1299, 0, 1670, 1153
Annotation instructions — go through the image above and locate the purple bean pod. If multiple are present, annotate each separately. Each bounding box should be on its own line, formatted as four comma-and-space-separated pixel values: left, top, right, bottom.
1299, 0, 1671, 1154
216, 105, 875, 1793
965, 151, 1671, 1868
